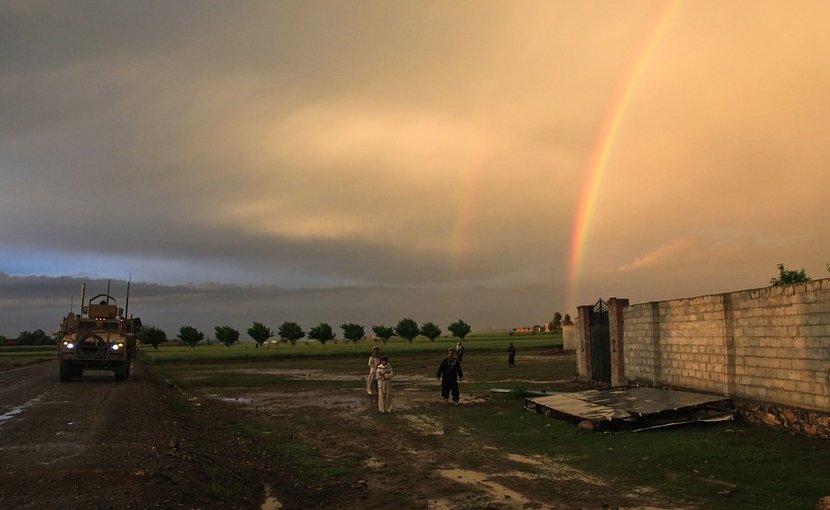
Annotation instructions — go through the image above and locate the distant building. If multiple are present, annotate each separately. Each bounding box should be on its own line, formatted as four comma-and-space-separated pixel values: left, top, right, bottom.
511, 322, 555, 335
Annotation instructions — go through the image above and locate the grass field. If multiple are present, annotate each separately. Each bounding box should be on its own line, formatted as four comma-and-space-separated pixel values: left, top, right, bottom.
141, 331, 561, 362
0, 345, 55, 370
137, 333, 830, 509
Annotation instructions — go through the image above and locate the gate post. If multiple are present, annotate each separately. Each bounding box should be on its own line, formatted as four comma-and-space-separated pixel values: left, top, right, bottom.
576, 305, 593, 380
608, 297, 629, 387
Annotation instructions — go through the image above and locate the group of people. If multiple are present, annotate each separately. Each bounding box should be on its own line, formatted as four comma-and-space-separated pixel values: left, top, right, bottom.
366, 346, 394, 413
365, 341, 467, 413
365, 340, 516, 413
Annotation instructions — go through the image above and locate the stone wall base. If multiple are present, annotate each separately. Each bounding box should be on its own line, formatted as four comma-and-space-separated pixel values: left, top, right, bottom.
735, 399, 830, 439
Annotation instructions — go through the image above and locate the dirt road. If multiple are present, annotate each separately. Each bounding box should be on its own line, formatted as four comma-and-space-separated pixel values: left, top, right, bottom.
0, 361, 267, 509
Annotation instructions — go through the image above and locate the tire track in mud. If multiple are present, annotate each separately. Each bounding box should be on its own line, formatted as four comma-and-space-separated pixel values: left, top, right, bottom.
0, 361, 269, 509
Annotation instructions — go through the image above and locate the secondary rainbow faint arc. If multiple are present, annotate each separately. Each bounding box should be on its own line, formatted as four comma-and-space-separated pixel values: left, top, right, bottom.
566, 0, 681, 312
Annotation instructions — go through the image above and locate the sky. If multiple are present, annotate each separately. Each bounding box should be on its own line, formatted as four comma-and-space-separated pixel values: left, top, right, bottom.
2, 0, 829, 338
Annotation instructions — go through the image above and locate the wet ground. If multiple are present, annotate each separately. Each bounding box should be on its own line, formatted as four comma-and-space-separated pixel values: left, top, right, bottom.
0, 357, 689, 509
0, 361, 268, 509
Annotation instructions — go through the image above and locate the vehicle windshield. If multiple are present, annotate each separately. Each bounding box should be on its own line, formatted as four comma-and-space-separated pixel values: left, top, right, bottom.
79, 320, 120, 331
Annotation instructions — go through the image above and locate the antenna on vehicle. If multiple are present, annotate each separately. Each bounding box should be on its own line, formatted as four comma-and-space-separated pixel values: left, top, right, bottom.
125, 273, 132, 318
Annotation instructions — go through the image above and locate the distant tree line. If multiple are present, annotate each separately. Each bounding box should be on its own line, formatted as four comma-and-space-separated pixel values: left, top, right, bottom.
0, 329, 54, 346
11, 263, 828, 349
550, 312, 573, 332
137, 318, 474, 350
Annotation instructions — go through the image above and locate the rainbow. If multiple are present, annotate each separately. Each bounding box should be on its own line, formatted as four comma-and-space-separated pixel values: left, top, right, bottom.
565, 0, 681, 312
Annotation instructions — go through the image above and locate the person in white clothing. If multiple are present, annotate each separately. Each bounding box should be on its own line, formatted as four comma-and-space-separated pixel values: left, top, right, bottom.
366, 346, 381, 395
376, 356, 394, 413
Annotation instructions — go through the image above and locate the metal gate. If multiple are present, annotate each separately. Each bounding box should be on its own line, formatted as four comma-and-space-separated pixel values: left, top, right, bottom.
589, 298, 611, 384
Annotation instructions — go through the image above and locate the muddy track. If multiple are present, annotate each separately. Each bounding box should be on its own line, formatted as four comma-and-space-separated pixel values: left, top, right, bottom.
0, 361, 270, 509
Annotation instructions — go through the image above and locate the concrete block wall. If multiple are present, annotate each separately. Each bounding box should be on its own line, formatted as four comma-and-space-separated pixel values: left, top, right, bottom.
623, 278, 830, 412
561, 324, 578, 350
621, 302, 657, 383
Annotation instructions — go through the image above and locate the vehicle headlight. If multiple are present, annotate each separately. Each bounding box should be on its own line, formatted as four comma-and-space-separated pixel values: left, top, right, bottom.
62, 341, 75, 350
110, 342, 125, 351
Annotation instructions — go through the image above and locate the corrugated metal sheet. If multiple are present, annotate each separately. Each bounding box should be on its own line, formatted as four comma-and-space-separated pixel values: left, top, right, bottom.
526, 387, 734, 429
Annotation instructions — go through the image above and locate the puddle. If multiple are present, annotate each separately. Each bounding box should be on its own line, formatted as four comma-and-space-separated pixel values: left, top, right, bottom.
401, 415, 444, 435
438, 468, 531, 504
505, 453, 543, 466
0, 396, 42, 426
365, 455, 386, 469
234, 368, 357, 381
205, 394, 254, 405
0, 407, 24, 423
503, 452, 606, 486
261, 484, 283, 510
427, 499, 454, 509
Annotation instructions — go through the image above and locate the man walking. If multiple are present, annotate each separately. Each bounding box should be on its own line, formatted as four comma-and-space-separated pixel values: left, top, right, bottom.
436, 347, 464, 405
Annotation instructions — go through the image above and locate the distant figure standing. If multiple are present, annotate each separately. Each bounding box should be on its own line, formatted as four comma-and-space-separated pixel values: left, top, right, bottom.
455, 341, 465, 363
366, 346, 380, 395
376, 356, 394, 413
436, 348, 464, 404
508, 342, 516, 367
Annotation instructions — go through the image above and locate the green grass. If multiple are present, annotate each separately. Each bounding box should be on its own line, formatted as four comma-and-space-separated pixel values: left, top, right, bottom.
141, 331, 563, 363
0, 345, 56, 369
469, 403, 830, 508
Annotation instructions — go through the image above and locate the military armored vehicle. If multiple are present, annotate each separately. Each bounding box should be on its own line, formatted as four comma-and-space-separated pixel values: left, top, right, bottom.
57, 282, 141, 382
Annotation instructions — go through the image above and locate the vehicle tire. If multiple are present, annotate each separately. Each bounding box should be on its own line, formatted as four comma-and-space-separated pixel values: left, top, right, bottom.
59, 360, 73, 382
114, 362, 127, 382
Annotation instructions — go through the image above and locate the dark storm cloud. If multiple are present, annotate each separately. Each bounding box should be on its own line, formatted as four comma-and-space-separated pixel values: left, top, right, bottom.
0, 273, 560, 338
2, 2, 830, 334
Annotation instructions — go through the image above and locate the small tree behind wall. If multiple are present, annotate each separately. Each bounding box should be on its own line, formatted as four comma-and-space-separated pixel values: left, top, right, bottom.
770, 263, 810, 286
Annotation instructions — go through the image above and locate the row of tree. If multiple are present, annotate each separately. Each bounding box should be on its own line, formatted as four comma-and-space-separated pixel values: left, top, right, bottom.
0, 329, 53, 346
3, 264, 822, 347
550, 312, 573, 331
139, 318, 473, 350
